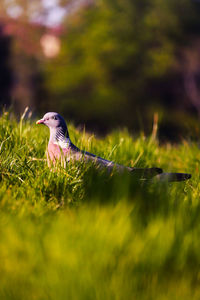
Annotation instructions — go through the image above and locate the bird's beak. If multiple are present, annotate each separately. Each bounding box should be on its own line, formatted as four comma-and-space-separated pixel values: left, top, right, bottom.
36, 119, 45, 124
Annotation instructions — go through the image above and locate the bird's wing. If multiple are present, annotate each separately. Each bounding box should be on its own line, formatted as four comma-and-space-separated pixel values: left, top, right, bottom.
70, 144, 164, 177
130, 167, 163, 179
69, 144, 129, 170
78, 150, 191, 181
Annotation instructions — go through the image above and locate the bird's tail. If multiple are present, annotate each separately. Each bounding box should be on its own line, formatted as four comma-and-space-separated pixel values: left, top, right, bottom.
152, 172, 191, 182
130, 167, 191, 182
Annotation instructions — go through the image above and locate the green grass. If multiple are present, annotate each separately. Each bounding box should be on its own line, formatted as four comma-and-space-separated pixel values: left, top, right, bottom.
0, 111, 200, 300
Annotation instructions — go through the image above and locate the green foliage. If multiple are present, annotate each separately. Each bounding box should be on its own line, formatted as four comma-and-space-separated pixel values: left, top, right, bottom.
42, 0, 200, 134
0, 112, 200, 299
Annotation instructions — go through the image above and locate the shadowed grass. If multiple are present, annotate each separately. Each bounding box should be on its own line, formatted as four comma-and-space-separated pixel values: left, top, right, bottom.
0, 111, 199, 299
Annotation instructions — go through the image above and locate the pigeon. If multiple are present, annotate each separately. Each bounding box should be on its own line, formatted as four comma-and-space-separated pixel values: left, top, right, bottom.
36, 112, 191, 182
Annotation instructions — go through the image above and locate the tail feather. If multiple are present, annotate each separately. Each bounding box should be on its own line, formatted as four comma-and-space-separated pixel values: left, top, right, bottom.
152, 172, 191, 182
130, 167, 191, 182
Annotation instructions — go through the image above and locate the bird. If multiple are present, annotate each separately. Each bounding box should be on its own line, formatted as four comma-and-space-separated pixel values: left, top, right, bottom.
36, 112, 191, 182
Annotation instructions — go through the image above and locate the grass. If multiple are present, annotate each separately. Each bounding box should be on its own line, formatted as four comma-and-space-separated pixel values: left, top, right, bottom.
0, 110, 200, 299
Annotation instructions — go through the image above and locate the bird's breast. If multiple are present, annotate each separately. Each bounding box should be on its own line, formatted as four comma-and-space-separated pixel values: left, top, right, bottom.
47, 142, 70, 164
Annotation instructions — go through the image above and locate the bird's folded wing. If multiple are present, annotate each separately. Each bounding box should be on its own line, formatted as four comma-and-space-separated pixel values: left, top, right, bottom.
82, 151, 163, 177
130, 167, 163, 179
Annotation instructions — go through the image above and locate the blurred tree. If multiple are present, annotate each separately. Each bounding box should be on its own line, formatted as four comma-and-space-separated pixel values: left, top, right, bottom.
1, 0, 200, 140
42, 0, 200, 136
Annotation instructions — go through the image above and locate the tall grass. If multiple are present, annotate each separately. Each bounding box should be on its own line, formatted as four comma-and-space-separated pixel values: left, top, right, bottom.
0, 111, 199, 300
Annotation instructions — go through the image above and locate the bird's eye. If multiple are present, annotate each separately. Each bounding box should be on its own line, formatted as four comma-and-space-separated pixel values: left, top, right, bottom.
53, 116, 57, 120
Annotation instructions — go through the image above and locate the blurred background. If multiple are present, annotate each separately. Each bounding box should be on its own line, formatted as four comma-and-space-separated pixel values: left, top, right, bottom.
1, 0, 200, 141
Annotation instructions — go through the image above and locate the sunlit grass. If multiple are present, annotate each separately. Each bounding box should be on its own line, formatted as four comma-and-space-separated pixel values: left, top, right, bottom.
0, 111, 199, 299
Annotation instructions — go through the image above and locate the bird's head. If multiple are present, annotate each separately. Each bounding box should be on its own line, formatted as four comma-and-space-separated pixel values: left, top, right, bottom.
36, 112, 69, 139
36, 112, 66, 128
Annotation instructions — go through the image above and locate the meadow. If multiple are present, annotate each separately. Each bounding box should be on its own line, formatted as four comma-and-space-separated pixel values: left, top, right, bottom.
0, 110, 200, 300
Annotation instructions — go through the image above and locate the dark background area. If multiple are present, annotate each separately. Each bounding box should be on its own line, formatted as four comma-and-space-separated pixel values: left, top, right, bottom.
1, 0, 200, 141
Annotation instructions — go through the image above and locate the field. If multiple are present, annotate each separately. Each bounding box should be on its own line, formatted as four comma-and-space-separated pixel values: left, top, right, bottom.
0, 111, 200, 300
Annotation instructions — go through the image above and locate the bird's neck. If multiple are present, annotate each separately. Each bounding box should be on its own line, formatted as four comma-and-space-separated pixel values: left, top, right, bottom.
49, 126, 71, 148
